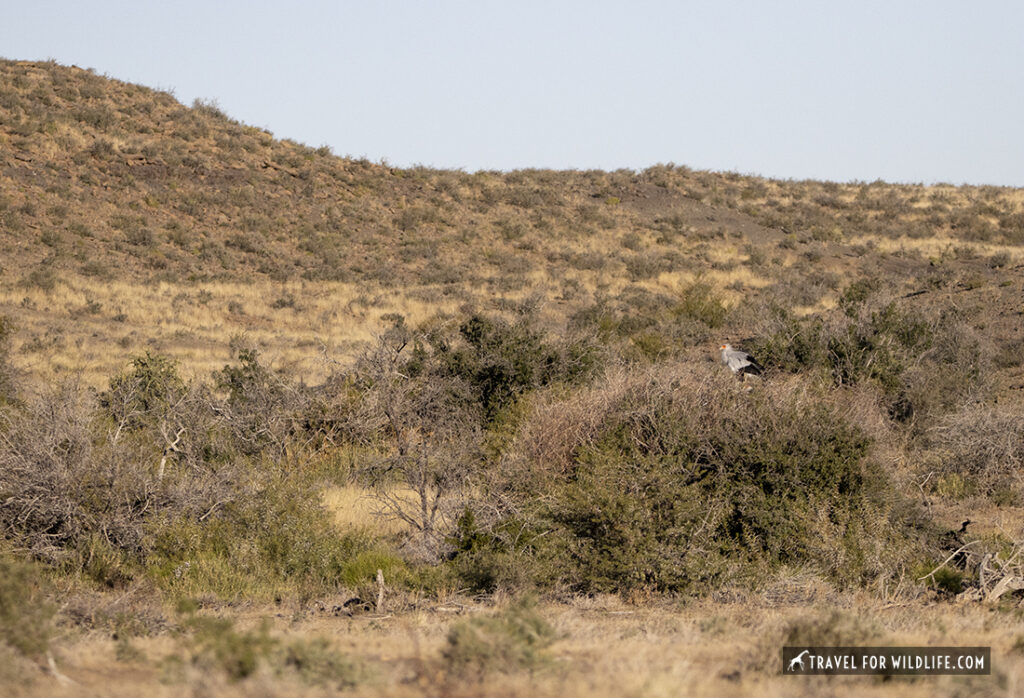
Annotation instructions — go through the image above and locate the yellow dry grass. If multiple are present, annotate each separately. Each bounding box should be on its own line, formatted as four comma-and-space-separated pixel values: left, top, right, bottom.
322, 485, 412, 535
13, 595, 1021, 697
1, 256, 778, 387
792, 295, 839, 317
0, 277, 469, 386
848, 234, 1024, 262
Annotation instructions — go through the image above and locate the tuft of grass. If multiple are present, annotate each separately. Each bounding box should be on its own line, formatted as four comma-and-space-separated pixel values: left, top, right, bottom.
22, 266, 58, 291
0, 555, 56, 659
442, 597, 556, 677
282, 636, 365, 688
774, 608, 882, 659
184, 615, 275, 681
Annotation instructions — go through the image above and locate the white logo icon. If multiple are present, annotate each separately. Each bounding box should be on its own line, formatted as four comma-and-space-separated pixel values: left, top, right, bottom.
788, 650, 810, 672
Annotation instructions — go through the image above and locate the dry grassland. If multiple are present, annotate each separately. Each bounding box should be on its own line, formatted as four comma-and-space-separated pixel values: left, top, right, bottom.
10, 595, 1020, 698
0, 262, 794, 386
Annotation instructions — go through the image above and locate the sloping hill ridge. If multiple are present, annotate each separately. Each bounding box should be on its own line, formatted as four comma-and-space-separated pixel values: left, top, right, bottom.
1, 58, 1022, 385
0, 59, 791, 287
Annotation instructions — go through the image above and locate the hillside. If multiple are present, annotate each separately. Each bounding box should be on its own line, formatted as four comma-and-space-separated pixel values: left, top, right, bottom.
4, 59, 1024, 697
2, 58, 1023, 386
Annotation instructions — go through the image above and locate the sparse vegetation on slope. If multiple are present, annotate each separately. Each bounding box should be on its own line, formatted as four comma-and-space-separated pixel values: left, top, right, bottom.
3, 59, 1023, 386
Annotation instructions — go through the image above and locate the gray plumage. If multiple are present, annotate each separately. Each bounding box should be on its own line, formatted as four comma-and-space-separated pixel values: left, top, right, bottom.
720, 343, 763, 377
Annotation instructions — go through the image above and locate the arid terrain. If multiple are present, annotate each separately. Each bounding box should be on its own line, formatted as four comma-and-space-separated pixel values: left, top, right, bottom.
2, 59, 1024, 696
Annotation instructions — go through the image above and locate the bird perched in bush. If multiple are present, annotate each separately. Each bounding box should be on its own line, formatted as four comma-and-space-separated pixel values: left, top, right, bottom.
942, 520, 973, 569
720, 343, 763, 379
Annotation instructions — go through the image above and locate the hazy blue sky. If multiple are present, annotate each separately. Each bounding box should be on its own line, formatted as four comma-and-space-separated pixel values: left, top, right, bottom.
3, 1, 1023, 184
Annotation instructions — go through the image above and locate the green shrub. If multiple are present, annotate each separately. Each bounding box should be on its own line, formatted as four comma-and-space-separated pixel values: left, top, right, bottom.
827, 302, 933, 399
912, 558, 969, 595
407, 313, 603, 421
462, 367, 931, 595
672, 281, 729, 329
445, 510, 556, 592
101, 351, 185, 430
895, 314, 991, 423
749, 307, 826, 375
838, 278, 880, 318
931, 566, 965, 594
629, 330, 671, 362
548, 389, 874, 590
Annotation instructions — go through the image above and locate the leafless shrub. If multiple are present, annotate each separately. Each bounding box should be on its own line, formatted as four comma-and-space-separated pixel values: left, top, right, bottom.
970, 538, 1024, 603
0, 376, 247, 578
501, 366, 635, 480
896, 318, 995, 428
926, 405, 1024, 495
351, 331, 484, 559
0, 384, 167, 587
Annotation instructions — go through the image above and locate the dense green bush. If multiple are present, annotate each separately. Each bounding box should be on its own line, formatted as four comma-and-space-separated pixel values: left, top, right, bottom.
433, 313, 603, 420
672, 280, 730, 329
445, 510, 558, 592
452, 367, 931, 594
